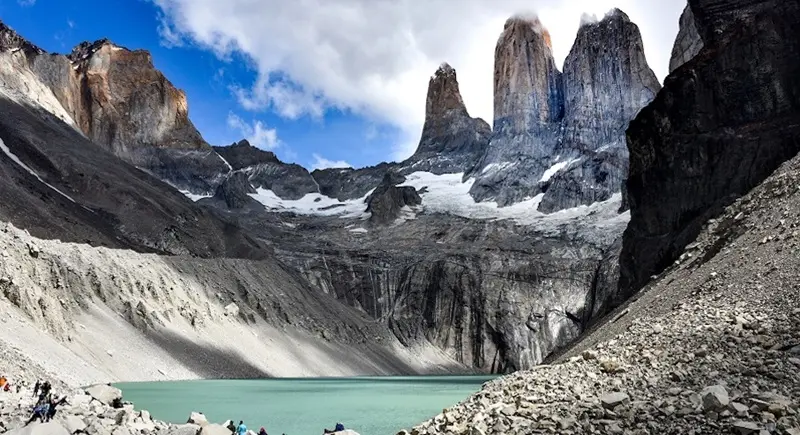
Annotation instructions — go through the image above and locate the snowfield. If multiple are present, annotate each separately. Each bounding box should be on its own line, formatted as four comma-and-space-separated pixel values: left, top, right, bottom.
248, 188, 373, 218
180, 171, 627, 228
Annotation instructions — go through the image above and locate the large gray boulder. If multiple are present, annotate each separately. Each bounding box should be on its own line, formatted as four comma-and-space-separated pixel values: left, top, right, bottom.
60, 415, 87, 434
198, 424, 231, 435
186, 412, 208, 427
6, 422, 70, 435
84, 385, 122, 407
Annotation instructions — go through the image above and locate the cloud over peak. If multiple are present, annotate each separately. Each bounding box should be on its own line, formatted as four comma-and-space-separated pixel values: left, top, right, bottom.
155, 0, 684, 161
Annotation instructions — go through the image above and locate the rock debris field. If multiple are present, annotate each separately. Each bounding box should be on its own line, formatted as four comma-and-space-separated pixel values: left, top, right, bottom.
406, 156, 800, 434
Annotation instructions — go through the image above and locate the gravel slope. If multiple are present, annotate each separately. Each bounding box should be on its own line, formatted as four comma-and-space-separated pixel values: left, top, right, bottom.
407, 154, 800, 434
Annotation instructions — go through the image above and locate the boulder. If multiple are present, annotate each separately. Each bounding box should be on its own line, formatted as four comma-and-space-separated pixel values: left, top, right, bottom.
85, 385, 122, 407
223, 303, 240, 317
187, 412, 208, 427
198, 424, 231, 435
169, 424, 201, 435
60, 415, 87, 434
600, 392, 630, 410
700, 385, 729, 411
6, 423, 69, 435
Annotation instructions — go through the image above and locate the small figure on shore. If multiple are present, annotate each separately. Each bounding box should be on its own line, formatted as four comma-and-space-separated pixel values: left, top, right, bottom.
33, 380, 40, 397
236, 420, 247, 435
258, 427, 268, 435
323, 422, 345, 434
226, 419, 237, 434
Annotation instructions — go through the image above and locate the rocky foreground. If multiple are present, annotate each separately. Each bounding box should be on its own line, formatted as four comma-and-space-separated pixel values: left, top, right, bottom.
0, 380, 360, 435
406, 154, 800, 434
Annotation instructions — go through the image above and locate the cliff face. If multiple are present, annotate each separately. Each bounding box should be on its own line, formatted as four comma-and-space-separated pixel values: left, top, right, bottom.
20, 39, 230, 193
403, 63, 491, 175
619, 0, 800, 295
669, 5, 704, 73
470, 11, 660, 212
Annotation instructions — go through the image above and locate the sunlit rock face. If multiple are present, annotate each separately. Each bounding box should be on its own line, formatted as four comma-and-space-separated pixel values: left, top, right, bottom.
470, 11, 660, 213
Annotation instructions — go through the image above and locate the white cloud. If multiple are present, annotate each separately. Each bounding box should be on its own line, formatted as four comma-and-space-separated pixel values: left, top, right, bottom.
154, 0, 685, 161
226, 112, 280, 150
310, 154, 352, 171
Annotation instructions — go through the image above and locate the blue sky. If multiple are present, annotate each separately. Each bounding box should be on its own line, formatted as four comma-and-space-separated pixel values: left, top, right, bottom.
0, 0, 404, 170
1, 0, 684, 171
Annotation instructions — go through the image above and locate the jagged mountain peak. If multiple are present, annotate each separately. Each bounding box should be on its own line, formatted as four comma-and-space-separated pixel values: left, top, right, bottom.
0, 20, 44, 55
426, 61, 467, 120
213, 139, 281, 170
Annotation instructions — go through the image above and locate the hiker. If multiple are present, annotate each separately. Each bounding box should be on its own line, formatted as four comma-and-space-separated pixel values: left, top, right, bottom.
323, 423, 345, 434
226, 420, 237, 433
25, 401, 49, 426
46, 396, 68, 422
33, 380, 40, 397
236, 421, 247, 435
0, 375, 7, 390
258, 427, 268, 435
40, 381, 51, 397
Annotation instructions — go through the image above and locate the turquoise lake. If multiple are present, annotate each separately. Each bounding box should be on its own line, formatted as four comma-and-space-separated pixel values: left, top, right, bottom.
116, 376, 495, 435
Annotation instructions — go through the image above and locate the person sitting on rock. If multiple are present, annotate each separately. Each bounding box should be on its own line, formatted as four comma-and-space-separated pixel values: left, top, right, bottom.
258, 426, 268, 435
226, 419, 237, 433
24, 401, 50, 426
323, 422, 345, 434
45, 395, 68, 422
0, 375, 7, 390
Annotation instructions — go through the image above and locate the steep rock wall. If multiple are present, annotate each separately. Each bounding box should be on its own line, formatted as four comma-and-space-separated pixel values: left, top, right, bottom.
619, 0, 800, 295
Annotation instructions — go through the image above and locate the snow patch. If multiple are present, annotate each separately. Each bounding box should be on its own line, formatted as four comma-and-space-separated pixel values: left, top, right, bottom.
249, 189, 372, 218
215, 152, 233, 172
481, 161, 516, 175
180, 191, 212, 202
0, 137, 77, 203
349, 227, 368, 234
540, 158, 579, 182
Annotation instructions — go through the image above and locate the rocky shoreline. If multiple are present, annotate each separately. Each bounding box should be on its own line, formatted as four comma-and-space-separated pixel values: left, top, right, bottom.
0, 380, 360, 435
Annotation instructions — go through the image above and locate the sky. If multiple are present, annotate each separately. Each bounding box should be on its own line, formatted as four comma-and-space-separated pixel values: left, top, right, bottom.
1, 0, 685, 171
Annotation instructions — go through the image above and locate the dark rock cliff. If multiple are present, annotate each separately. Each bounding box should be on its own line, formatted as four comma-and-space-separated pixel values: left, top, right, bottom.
470, 11, 659, 213
213, 140, 281, 170
619, 0, 800, 295
366, 172, 421, 224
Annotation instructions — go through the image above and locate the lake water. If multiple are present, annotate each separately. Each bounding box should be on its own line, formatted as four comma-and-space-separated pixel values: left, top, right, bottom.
116, 376, 495, 435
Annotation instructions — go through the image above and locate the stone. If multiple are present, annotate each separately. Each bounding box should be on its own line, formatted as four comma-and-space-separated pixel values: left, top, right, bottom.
169, 424, 201, 435
730, 402, 750, 416
85, 385, 122, 407
601, 392, 630, 410
223, 303, 240, 317
198, 425, 231, 435
187, 412, 209, 427
700, 385, 730, 411
60, 415, 87, 434
731, 421, 761, 435
5, 423, 70, 435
